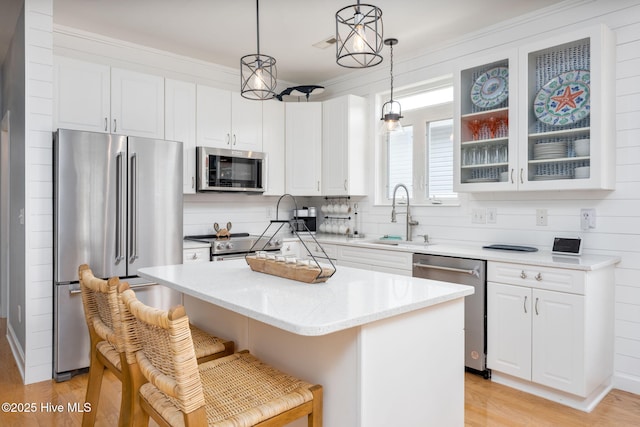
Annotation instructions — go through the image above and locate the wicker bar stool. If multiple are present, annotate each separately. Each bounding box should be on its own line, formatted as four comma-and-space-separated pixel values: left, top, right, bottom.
118, 282, 323, 427
78, 264, 234, 427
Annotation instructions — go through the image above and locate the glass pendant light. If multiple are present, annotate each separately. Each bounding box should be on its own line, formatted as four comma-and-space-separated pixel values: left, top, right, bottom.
380, 38, 403, 133
241, 0, 277, 100
335, 0, 383, 68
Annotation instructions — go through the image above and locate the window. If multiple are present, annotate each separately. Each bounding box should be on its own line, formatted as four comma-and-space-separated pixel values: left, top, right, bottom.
377, 78, 457, 205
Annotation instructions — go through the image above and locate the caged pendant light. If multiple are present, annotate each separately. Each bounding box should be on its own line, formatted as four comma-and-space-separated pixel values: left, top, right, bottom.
335, 0, 383, 68
241, 0, 277, 100
380, 38, 403, 133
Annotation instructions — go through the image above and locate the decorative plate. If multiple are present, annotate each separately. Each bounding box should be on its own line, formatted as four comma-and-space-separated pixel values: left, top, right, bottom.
533, 70, 590, 126
470, 67, 509, 108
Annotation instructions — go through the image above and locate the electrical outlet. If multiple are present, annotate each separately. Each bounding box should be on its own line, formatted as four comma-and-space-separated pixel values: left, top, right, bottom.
486, 208, 497, 224
581, 208, 596, 230
472, 208, 486, 224
536, 209, 548, 226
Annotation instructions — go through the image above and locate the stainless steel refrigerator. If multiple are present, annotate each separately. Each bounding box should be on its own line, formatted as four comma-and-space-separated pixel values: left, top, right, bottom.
53, 128, 183, 381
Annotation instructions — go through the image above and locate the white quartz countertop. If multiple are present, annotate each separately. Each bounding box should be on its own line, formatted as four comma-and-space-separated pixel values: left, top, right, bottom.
138, 260, 474, 336
302, 235, 620, 271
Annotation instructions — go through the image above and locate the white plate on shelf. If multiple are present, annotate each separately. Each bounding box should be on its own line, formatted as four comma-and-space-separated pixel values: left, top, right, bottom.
466, 178, 499, 183
470, 67, 509, 108
533, 174, 573, 181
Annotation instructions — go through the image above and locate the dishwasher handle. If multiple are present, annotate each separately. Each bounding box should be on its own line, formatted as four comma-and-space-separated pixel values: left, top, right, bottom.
413, 263, 480, 278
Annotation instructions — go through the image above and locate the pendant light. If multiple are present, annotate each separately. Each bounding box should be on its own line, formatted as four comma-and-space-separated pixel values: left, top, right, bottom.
241, 0, 277, 100
380, 38, 403, 133
335, 0, 383, 68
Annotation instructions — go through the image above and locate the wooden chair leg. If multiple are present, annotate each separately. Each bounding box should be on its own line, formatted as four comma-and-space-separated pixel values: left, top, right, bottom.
82, 346, 105, 427
308, 385, 323, 427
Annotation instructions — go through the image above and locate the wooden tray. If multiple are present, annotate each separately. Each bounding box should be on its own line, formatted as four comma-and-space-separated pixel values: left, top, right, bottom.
246, 256, 334, 284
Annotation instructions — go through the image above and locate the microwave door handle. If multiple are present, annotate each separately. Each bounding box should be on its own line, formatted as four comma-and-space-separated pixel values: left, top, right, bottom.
115, 152, 125, 264
129, 153, 138, 264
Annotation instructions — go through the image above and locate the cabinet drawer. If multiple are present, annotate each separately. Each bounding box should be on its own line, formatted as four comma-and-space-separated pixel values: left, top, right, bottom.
488, 262, 585, 295
183, 248, 210, 263
337, 246, 413, 271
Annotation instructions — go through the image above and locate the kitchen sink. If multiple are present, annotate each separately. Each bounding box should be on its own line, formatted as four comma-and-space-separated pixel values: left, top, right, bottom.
362, 239, 435, 249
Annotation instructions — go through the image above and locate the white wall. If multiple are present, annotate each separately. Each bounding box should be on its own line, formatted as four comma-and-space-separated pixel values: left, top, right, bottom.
321, 0, 640, 395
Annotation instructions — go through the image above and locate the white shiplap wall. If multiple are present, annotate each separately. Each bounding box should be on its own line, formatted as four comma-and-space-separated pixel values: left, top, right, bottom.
322, 0, 640, 394
24, 0, 54, 383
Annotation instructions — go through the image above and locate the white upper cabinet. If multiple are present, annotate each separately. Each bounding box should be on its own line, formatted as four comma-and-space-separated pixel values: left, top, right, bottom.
286, 102, 322, 196
454, 24, 615, 192
54, 57, 165, 139
165, 79, 197, 194
322, 95, 367, 196
196, 86, 262, 152
232, 92, 263, 151
54, 56, 110, 133
262, 100, 285, 196
111, 68, 165, 139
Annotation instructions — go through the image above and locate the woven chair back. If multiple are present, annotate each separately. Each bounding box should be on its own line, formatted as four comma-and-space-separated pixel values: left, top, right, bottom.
118, 286, 206, 414
78, 264, 123, 352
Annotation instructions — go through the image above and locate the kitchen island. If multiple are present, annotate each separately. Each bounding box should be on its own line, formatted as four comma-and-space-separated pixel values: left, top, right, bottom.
138, 260, 474, 427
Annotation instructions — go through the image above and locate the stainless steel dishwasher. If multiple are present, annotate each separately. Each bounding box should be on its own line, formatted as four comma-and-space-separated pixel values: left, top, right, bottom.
412, 254, 489, 378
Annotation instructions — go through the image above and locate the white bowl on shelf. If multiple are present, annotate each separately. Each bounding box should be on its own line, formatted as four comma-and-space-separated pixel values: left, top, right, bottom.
574, 166, 590, 179
574, 139, 590, 157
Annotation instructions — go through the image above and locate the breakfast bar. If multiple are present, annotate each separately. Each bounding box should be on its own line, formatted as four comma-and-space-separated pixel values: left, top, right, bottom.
138, 260, 474, 427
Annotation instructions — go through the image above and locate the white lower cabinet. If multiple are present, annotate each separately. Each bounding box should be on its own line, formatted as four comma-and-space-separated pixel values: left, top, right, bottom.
487, 261, 612, 401
183, 241, 210, 264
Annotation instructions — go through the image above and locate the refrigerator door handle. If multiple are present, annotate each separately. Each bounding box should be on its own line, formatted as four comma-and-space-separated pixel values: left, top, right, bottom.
129, 153, 139, 264
115, 152, 125, 264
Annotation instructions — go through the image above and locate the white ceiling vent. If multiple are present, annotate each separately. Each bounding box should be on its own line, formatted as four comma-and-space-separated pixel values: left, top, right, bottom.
313, 36, 337, 50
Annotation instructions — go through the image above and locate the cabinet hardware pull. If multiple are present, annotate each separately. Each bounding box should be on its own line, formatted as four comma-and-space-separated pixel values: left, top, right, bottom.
520, 168, 524, 184
535, 273, 543, 281
317, 181, 320, 191
192, 253, 198, 260
104, 117, 108, 132
520, 270, 527, 279
233, 134, 237, 145
226, 133, 230, 145
344, 180, 347, 191
524, 295, 528, 314
192, 176, 195, 189
510, 168, 514, 184
535, 297, 539, 315
113, 119, 117, 132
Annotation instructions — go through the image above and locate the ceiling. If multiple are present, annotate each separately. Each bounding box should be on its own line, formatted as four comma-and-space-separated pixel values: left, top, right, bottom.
1, 0, 565, 84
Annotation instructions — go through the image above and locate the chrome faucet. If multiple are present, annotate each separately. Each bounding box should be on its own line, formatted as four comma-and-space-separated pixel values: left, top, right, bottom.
391, 183, 419, 241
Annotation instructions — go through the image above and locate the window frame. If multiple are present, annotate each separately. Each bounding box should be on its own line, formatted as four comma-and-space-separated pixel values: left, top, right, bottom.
375, 83, 458, 206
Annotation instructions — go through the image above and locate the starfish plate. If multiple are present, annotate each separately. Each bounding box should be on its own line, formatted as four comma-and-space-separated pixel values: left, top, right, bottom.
534, 70, 591, 126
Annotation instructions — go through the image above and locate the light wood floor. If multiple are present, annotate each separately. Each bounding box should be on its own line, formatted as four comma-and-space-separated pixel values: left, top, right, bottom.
1, 318, 638, 426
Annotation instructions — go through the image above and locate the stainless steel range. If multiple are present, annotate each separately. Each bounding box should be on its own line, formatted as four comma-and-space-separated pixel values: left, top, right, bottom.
185, 233, 283, 261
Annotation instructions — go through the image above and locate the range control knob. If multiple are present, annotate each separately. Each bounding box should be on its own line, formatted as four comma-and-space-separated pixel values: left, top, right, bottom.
226, 242, 234, 250
216, 243, 225, 250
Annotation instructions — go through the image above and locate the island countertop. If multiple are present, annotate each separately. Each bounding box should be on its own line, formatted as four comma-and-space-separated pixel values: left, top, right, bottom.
138, 260, 474, 336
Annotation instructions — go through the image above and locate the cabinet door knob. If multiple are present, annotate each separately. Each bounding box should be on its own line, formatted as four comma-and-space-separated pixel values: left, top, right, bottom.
535, 272, 543, 281
520, 270, 527, 279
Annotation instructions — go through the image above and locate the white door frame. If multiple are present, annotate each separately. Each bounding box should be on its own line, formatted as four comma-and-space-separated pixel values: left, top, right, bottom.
1, 111, 10, 318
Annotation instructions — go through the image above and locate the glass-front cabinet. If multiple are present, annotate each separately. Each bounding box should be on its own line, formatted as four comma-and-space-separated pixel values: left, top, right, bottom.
454, 52, 518, 191
454, 24, 615, 192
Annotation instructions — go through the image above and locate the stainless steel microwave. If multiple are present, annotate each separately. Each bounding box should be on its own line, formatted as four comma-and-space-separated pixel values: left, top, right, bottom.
196, 146, 265, 192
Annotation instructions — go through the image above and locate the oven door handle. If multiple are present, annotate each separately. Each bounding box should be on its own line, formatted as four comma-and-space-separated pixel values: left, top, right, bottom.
413, 263, 480, 278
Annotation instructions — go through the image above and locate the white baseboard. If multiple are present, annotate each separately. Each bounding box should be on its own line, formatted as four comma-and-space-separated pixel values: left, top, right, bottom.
491, 372, 612, 412
6, 322, 26, 383
613, 374, 640, 396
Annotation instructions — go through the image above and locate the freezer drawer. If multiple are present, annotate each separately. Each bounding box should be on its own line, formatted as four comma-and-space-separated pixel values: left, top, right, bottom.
53, 281, 182, 382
